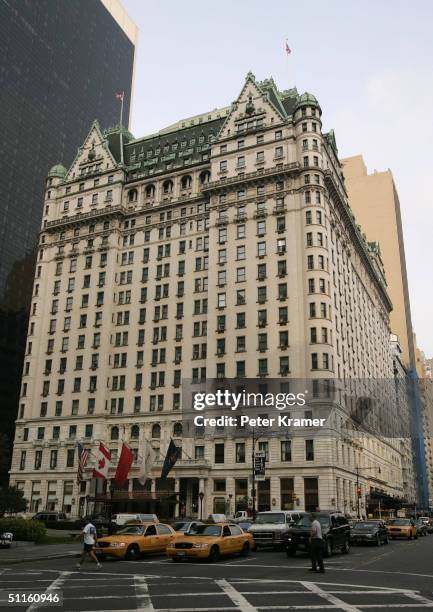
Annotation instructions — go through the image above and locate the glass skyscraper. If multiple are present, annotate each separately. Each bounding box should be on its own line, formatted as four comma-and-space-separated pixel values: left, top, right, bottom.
0, 0, 137, 483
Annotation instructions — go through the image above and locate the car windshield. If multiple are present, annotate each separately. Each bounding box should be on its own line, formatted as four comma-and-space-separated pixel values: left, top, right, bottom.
255, 513, 285, 524
188, 525, 221, 536
353, 522, 376, 530
115, 526, 144, 535
388, 519, 410, 526
294, 515, 331, 528
172, 522, 189, 532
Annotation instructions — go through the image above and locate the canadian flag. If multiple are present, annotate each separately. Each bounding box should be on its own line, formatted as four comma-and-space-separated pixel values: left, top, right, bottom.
93, 443, 111, 480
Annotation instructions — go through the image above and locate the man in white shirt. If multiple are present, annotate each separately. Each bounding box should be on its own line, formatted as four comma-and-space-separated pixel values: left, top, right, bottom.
309, 513, 324, 573
76, 519, 101, 569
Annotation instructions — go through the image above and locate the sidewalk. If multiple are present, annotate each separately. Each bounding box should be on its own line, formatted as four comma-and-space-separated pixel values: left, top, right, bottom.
0, 541, 80, 565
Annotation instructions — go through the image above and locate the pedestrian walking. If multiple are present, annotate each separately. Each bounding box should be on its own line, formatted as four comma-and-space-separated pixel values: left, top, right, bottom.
309, 513, 325, 573
76, 518, 101, 569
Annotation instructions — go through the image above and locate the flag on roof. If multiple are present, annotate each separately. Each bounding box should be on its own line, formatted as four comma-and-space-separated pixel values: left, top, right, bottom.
285, 41, 291, 55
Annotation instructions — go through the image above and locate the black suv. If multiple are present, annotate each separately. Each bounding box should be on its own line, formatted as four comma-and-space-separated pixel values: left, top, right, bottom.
286, 512, 350, 558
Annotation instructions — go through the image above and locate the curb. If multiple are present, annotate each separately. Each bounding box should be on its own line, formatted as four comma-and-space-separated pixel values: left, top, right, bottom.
0, 552, 79, 565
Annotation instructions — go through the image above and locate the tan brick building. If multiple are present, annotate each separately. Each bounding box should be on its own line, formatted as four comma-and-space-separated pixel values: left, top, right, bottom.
10, 74, 409, 519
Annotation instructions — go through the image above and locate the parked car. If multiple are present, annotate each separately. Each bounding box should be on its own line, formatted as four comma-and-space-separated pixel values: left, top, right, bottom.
416, 519, 428, 536
81, 515, 110, 529
206, 514, 227, 523
111, 513, 158, 526
249, 511, 308, 549
96, 522, 175, 560
171, 520, 203, 535
32, 512, 67, 522
286, 511, 350, 558
350, 520, 389, 546
232, 511, 251, 523
427, 520, 433, 534
166, 522, 254, 562
238, 520, 253, 532
0, 532, 13, 548
386, 518, 417, 540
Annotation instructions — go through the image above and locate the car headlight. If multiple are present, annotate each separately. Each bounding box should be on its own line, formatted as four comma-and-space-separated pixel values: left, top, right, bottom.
167, 543, 175, 548
109, 542, 126, 548
366, 534, 373, 538
193, 543, 209, 549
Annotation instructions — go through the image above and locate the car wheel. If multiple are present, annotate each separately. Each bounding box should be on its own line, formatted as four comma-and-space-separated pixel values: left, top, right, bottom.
324, 539, 332, 558
341, 538, 350, 554
209, 545, 220, 562
286, 547, 296, 557
240, 542, 250, 557
125, 544, 140, 561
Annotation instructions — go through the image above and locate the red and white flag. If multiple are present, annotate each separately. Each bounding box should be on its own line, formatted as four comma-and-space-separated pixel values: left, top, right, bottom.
114, 443, 134, 488
93, 443, 111, 480
116, 91, 124, 101
285, 40, 291, 55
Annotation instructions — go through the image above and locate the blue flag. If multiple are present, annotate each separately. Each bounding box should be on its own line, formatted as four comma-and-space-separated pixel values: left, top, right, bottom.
161, 439, 181, 479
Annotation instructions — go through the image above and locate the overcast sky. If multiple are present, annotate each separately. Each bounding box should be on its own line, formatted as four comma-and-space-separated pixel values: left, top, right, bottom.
123, 0, 433, 357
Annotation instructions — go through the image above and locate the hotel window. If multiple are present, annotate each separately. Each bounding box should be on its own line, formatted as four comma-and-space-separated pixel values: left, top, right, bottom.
279, 330, 289, 349
237, 245, 246, 260
275, 130, 282, 140
236, 443, 245, 463
258, 359, 268, 376
236, 312, 246, 328
34, 451, 42, 470
275, 146, 283, 158
220, 160, 227, 172
256, 151, 264, 163
257, 242, 266, 257
279, 306, 288, 324
306, 439, 314, 461
311, 353, 318, 369
217, 293, 226, 308
257, 221, 266, 236
281, 440, 292, 461
237, 267, 246, 282
214, 443, 225, 464
236, 224, 246, 239
236, 361, 246, 377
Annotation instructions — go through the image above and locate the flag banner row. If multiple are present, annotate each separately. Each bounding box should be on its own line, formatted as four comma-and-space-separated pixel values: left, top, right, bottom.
76, 439, 180, 485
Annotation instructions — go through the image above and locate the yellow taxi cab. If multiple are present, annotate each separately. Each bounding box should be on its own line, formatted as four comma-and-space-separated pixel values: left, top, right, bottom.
386, 518, 418, 540
96, 521, 176, 560
166, 522, 254, 562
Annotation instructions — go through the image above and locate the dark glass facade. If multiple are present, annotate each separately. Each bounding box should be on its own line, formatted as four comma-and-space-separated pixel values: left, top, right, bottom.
0, 0, 135, 483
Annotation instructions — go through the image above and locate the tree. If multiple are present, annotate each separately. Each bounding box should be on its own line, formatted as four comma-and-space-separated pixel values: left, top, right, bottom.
0, 486, 27, 516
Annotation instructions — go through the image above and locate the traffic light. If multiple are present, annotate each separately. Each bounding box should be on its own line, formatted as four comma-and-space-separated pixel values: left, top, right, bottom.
357, 487, 362, 498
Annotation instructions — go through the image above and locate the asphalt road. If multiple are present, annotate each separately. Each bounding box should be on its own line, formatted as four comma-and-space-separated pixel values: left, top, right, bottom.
1, 535, 433, 611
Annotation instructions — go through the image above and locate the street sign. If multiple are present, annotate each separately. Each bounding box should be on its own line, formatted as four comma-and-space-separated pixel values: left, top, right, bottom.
254, 451, 266, 481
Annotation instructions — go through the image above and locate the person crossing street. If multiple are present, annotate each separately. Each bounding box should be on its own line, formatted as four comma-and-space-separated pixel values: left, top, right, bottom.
309, 513, 325, 573
76, 518, 101, 570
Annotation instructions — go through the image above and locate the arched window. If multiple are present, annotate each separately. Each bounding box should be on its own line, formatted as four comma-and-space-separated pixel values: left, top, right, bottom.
173, 422, 182, 437
151, 424, 161, 438
111, 426, 119, 440
145, 184, 155, 198
181, 175, 192, 190
128, 188, 138, 203
199, 170, 211, 184
131, 425, 140, 439
163, 179, 173, 194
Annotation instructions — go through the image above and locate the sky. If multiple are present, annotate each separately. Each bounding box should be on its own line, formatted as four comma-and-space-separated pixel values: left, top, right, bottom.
123, 0, 433, 356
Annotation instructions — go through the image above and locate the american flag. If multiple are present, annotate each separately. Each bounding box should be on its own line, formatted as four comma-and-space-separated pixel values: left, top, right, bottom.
285, 41, 291, 55
116, 91, 124, 101
76, 442, 89, 484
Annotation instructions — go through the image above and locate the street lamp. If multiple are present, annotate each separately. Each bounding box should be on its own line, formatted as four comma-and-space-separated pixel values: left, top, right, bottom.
199, 491, 204, 521
355, 465, 382, 519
